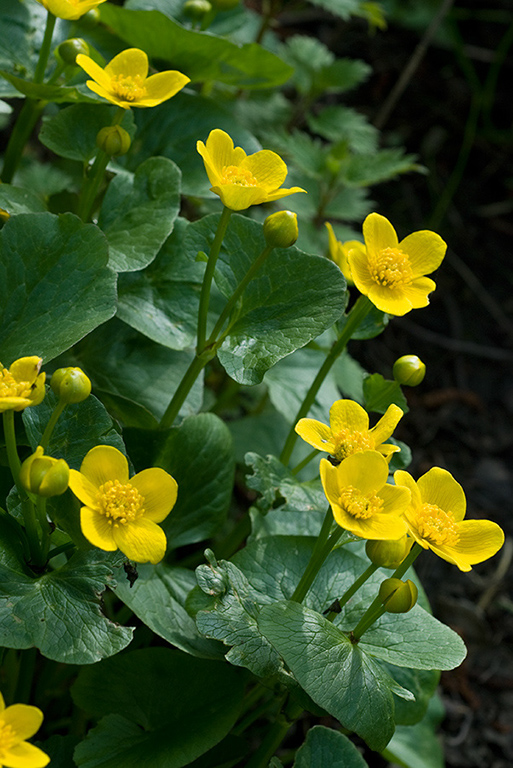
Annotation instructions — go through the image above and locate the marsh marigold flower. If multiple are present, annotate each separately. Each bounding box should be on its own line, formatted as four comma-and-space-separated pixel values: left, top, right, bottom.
0, 691, 49, 768
321, 451, 410, 540
295, 398, 403, 463
325, 222, 363, 286
0, 357, 45, 413
348, 212, 447, 316
196, 129, 306, 211
35, 0, 106, 20
69, 445, 178, 564
76, 48, 190, 109
394, 467, 505, 571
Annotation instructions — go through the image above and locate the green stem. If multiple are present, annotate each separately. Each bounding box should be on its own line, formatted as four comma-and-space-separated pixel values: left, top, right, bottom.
159, 348, 216, 429
245, 695, 303, 768
351, 543, 422, 641
206, 244, 273, 345
1, 12, 56, 183
14, 648, 37, 705
36, 497, 51, 562
325, 563, 379, 621
291, 448, 319, 476
280, 296, 373, 466
291, 507, 342, 603
48, 541, 76, 560
197, 206, 233, 352
39, 399, 66, 451
77, 107, 126, 221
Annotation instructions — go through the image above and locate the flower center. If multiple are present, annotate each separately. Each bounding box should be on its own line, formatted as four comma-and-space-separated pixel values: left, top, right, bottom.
97, 480, 144, 526
0, 722, 17, 755
221, 165, 258, 187
110, 74, 147, 102
369, 247, 413, 288
332, 428, 374, 461
0, 369, 31, 400
416, 503, 459, 546
338, 486, 384, 520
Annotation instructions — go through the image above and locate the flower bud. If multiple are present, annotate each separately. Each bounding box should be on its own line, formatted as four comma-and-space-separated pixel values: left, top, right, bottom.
78, 8, 101, 29
366, 536, 413, 569
183, 0, 212, 19
20, 447, 70, 498
51, 367, 91, 404
263, 211, 298, 249
56, 38, 90, 66
379, 577, 418, 613
0, 208, 10, 224
393, 355, 426, 387
96, 126, 131, 157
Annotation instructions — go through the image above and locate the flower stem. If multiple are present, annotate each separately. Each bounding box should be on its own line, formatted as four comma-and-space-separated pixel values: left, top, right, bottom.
245, 695, 303, 768
1, 11, 56, 183
197, 206, 233, 352
351, 543, 422, 641
280, 296, 373, 466
291, 448, 319, 476
325, 563, 379, 622
159, 347, 216, 429
77, 107, 126, 222
291, 507, 343, 603
39, 399, 66, 451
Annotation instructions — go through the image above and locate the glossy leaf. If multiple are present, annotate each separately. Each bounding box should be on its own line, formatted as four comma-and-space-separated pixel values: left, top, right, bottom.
294, 726, 369, 767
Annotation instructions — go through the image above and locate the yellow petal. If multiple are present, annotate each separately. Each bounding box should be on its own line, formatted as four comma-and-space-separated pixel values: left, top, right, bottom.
28, 374, 46, 407
369, 403, 403, 446
80, 507, 117, 551
9, 357, 42, 387
435, 519, 505, 571
400, 277, 436, 309
68, 468, 99, 509
344, 512, 408, 541
83, 80, 125, 107
2, 740, 50, 768
416, 467, 466, 522
378, 443, 401, 461
241, 150, 287, 192
2, 704, 43, 741
0, 397, 32, 412
362, 213, 398, 258
295, 418, 334, 452
79, 445, 129, 488
142, 71, 190, 106
104, 48, 149, 80
399, 230, 446, 277
0, 690, 4, 711
367, 283, 413, 316
204, 129, 247, 176
394, 470, 423, 510
377, 483, 411, 518
210, 184, 266, 211
263, 186, 307, 203
76, 55, 112, 91
329, 399, 368, 434
336, 451, 389, 496
319, 458, 340, 506
325, 222, 338, 257
130, 468, 178, 523
113, 518, 167, 564
348, 246, 375, 293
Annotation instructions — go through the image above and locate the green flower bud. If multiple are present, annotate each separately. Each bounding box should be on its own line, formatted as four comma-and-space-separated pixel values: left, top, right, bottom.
56, 38, 90, 66
77, 8, 101, 29
51, 367, 91, 404
393, 355, 426, 387
96, 125, 131, 157
210, 0, 239, 10
20, 447, 70, 498
263, 211, 298, 249
366, 536, 413, 569
379, 577, 418, 614
183, 0, 212, 19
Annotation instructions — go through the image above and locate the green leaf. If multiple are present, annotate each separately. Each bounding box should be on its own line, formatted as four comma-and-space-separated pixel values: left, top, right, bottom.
114, 563, 224, 659
127, 93, 261, 197
39, 104, 136, 162
117, 218, 203, 350
185, 214, 346, 384
338, 304, 389, 340
0, 184, 46, 215
0, 0, 35, 74
307, 105, 379, 153
333, 349, 367, 403
0, 212, 117, 364
154, 413, 235, 548
293, 726, 369, 767
0, 522, 132, 663
282, 37, 370, 96
342, 149, 421, 187
38, 735, 80, 768
258, 601, 399, 752
99, 157, 181, 272
99, 5, 293, 89
363, 373, 409, 414
69, 319, 203, 427
386, 666, 440, 726
383, 695, 445, 768
0, 71, 100, 104
305, 0, 362, 21
72, 648, 246, 768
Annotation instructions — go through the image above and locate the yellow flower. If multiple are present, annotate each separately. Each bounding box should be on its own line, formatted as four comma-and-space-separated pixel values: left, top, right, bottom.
0, 357, 45, 413
321, 451, 410, 540
295, 398, 403, 463
0, 691, 49, 768
76, 49, 190, 109
196, 129, 306, 211
35, 0, 107, 20
68, 445, 178, 564
348, 212, 447, 316
394, 467, 505, 572
325, 222, 363, 285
